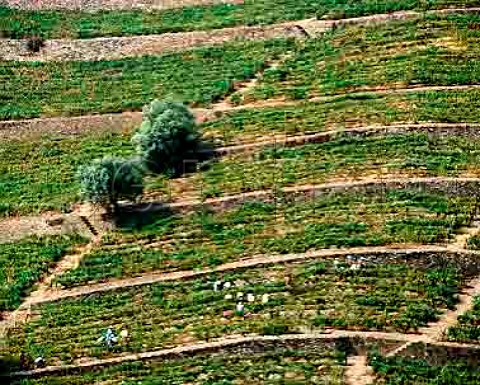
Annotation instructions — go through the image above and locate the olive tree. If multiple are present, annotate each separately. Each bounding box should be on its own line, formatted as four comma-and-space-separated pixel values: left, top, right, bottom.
77, 157, 144, 213
132, 100, 200, 174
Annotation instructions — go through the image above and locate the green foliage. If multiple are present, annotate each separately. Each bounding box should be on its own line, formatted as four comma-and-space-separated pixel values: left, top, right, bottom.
0, 39, 291, 120
77, 157, 144, 207
370, 354, 480, 384
4, 89, 480, 217
467, 234, 480, 250
239, 14, 480, 103
262, 322, 289, 335
195, 133, 480, 199
446, 296, 480, 342
0, 0, 476, 39
0, 131, 134, 217
203, 89, 480, 146
9, 347, 344, 384
4, 15, 480, 120
0, 235, 86, 311
0, 354, 20, 380
5, 259, 460, 364
55, 189, 474, 286
132, 101, 199, 174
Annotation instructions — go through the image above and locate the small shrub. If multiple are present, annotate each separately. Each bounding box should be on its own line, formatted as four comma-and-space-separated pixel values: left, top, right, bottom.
313, 315, 327, 327
25, 35, 44, 53
393, 304, 438, 332
229, 92, 243, 106
467, 235, 480, 250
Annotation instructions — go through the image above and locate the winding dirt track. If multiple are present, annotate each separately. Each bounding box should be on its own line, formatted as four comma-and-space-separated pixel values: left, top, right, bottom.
420, 276, 480, 340
344, 355, 375, 385
0, 236, 100, 332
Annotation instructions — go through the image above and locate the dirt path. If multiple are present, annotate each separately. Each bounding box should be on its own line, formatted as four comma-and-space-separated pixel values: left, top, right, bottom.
344, 355, 375, 385
0, 212, 90, 244
386, 275, 480, 356
384, 274, 480, 358
0, 111, 142, 139
419, 276, 480, 341
417, 217, 480, 341
22, 237, 100, 305
451, 219, 480, 249
1, 0, 243, 10
0, 242, 94, 331
414, 217, 480, 341
210, 53, 295, 111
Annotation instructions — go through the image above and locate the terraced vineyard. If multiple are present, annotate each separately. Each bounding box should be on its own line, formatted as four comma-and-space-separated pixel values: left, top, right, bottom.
3, 1, 480, 384
204, 88, 480, 144
446, 296, 480, 342
6, 96, 480, 216
56, 189, 475, 286
0, 39, 293, 119
0, 235, 86, 311
3, 256, 463, 362
370, 354, 480, 384
10, 343, 348, 384
237, 14, 480, 103
170, 134, 480, 200
0, 0, 476, 38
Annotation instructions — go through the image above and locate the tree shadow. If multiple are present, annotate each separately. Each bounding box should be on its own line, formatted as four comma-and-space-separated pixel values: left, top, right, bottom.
113, 139, 218, 230
0, 355, 21, 384
170, 139, 218, 177
113, 203, 177, 231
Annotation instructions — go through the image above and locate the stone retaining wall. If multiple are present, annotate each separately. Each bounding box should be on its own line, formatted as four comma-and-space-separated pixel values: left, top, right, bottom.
17, 334, 480, 378
140, 178, 480, 215
0, 23, 304, 62
11, 335, 402, 378
401, 341, 480, 366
